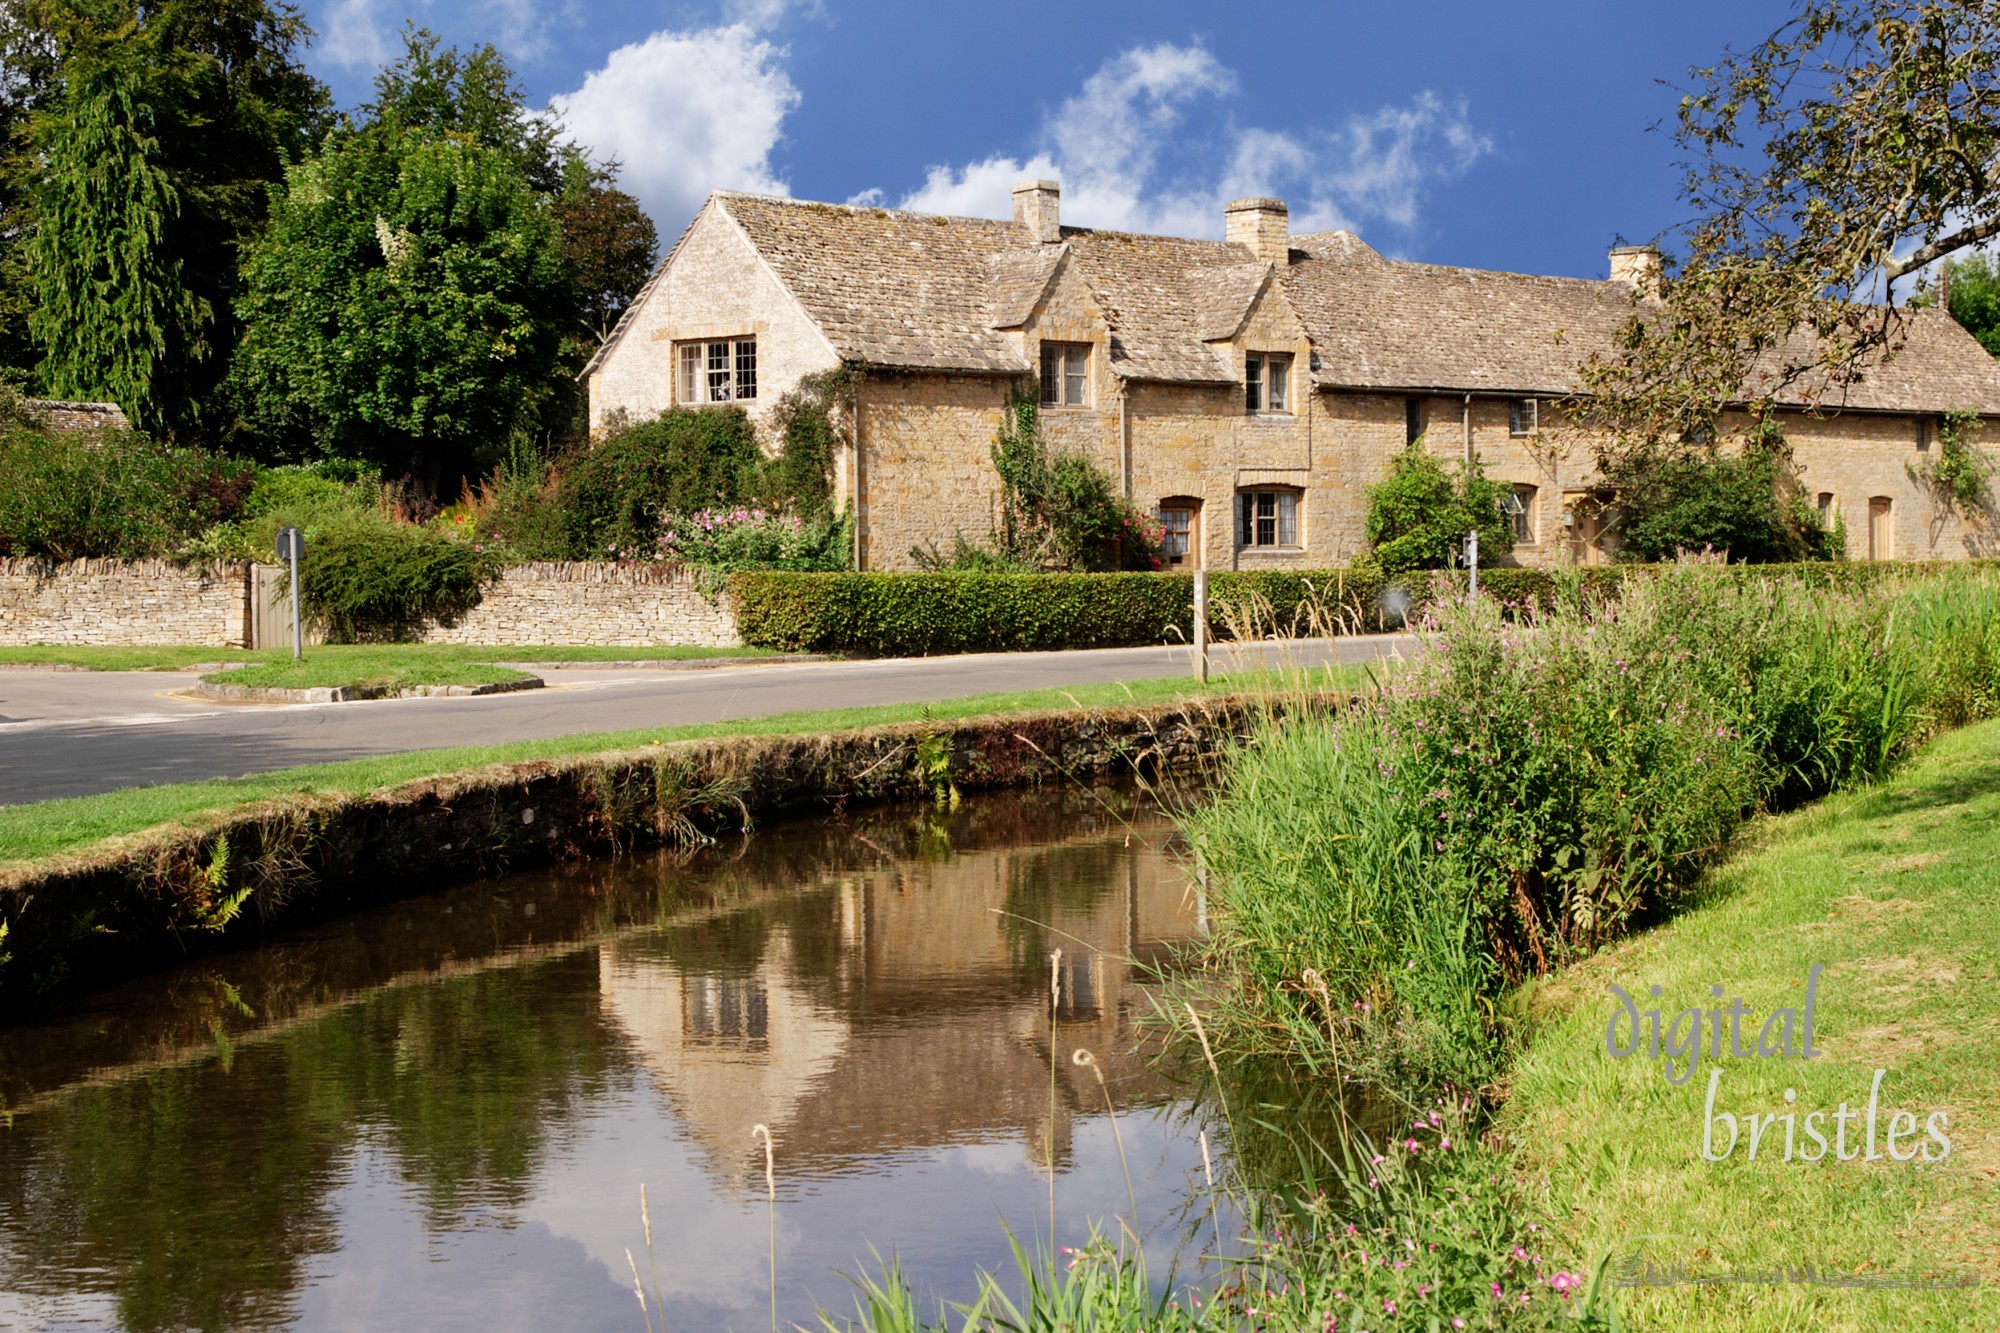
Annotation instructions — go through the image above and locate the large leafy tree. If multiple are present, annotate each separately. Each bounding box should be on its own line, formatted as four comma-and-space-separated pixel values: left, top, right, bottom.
362, 29, 658, 435
234, 128, 567, 492
553, 155, 657, 346
1582, 0, 2000, 453
1930, 252, 2000, 354
363, 25, 564, 195
5, 0, 325, 434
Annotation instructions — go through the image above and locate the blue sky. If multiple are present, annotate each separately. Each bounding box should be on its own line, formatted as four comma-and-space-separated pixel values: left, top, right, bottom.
295, 0, 1797, 279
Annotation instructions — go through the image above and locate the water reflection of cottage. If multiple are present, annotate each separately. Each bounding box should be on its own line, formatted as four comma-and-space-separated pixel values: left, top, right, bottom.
598, 830, 1199, 1187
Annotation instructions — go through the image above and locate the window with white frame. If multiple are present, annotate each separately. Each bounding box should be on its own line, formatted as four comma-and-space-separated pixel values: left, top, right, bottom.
1157, 499, 1199, 568
1508, 398, 1538, 436
1245, 353, 1292, 413
1237, 489, 1300, 548
1040, 342, 1090, 407
677, 337, 757, 404
1506, 485, 1536, 543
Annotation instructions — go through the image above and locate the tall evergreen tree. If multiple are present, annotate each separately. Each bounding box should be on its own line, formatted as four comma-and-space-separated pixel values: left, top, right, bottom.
26, 24, 198, 428
6, 0, 326, 435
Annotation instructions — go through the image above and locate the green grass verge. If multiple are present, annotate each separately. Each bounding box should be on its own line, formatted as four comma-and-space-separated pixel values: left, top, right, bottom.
0, 643, 779, 676
206, 649, 537, 690
1502, 717, 2000, 1328
0, 667, 1366, 870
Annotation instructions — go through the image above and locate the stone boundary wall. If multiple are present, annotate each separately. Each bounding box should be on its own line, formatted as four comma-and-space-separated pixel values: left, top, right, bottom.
421, 562, 741, 647
0, 695, 1328, 1004
0, 559, 741, 649
0, 558, 249, 647
24, 399, 131, 432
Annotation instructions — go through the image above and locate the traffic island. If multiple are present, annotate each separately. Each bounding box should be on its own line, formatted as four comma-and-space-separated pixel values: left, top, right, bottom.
189, 676, 545, 704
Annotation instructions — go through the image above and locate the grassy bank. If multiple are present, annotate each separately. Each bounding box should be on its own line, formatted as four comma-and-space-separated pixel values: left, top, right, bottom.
812, 566, 2000, 1332
1503, 716, 2000, 1328
0, 667, 1365, 870
1180, 562, 2000, 1092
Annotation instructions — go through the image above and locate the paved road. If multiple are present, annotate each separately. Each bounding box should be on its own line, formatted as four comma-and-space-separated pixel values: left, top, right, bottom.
0, 637, 1411, 804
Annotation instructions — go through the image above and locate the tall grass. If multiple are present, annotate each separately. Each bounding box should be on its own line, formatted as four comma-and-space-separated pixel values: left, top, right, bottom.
1181, 559, 2000, 1093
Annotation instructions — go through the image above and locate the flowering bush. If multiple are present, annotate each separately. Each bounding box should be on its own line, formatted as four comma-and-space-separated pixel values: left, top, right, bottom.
648, 505, 850, 574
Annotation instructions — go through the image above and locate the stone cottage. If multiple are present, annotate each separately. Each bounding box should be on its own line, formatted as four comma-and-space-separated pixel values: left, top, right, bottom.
582, 182, 2000, 570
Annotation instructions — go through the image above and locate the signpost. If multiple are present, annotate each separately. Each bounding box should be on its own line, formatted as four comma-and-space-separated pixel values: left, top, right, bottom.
277, 526, 304, 661
1192, 569, 1209, 684
1466, 528, 1479, 599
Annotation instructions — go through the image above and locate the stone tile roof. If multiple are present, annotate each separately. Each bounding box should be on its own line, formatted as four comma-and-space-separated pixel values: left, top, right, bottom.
1286, 234, 2000, 414
1284, 240, 1631, 396
1189, 263, 1271, 342
985, 246, 1066, 330
721, 193, 1031, 374
589, 190, 2000, 414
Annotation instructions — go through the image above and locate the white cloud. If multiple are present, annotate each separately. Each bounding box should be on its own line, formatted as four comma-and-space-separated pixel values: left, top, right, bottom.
552, 22, 799, 229
886, 43, 1490, 245
317, 0, 565, 70
1328, 92, 1491, 231
319, 0, 392, 69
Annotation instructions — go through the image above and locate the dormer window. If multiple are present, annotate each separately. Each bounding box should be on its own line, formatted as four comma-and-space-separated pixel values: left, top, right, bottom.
1246, 353, 1291, 413
1040, 342, 1090, 407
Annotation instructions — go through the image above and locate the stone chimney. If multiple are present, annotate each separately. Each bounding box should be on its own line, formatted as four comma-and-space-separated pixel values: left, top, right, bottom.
1609, 244, 1662, 297
1012, 179, 1061, 245
1226, 197, 1290, 268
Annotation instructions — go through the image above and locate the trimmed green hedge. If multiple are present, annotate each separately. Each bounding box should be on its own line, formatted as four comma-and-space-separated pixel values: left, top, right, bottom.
728, 561, 2000, 656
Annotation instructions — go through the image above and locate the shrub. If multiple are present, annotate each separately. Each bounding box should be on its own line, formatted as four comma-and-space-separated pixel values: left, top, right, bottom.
188, 461, 381, 562
1363, 440, 1513, 574
657, 506, 851, 573
727, 562, 1998, 657
458, 456, 571, 562
758, 367, 847, 516
0, 401, 254, 560
1611, 417, 1837, 563
979, 393, 1162, 572
554, 407, 761, 559
297, 512, 499, 642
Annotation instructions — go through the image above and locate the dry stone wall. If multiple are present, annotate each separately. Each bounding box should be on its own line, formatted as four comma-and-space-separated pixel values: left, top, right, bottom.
419, 563, 742, 647
0, 560, 741, 648
0, 559, 249, 646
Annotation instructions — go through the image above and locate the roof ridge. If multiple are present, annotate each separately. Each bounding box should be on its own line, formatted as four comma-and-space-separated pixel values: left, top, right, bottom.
1376, 255, 1625, 289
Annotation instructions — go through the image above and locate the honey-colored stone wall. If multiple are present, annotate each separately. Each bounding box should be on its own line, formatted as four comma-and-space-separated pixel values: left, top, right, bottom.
854, 375, 2000, 570
586, 203, 840, 439
0, 559, 249, 646
419, 563, 742, 647
587, 209, 1999, 569
854, 371, 1015, 569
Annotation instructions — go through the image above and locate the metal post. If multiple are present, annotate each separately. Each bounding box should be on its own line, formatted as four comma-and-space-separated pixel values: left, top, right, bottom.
1467, 529, 1479, 600
1192, 569, 1209, 684
278, 526, 304, 661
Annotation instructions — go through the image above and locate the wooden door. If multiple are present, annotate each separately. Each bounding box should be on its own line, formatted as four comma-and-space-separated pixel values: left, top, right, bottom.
1868, 497, 1893, 561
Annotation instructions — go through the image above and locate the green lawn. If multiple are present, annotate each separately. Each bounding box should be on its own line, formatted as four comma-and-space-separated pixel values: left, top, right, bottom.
0, 666, 1366, 870
0, 642, 779, 679
1503, 717, 2000, 1330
